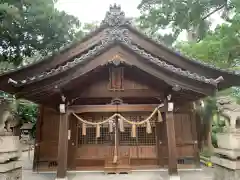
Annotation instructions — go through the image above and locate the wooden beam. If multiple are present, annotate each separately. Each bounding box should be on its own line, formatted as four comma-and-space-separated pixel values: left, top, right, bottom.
74, 89, 163, 99
165, 101, 178, 175
69, 104, 163, 113
56, 110, 69, 179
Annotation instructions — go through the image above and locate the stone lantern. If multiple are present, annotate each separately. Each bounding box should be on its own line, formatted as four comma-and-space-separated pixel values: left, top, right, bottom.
20, 123, 33, 144
211, 96, 240, 180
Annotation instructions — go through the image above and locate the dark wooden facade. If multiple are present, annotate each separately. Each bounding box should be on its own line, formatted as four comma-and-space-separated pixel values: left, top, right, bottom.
34, 92, 198, 172
0, 4, 240, 179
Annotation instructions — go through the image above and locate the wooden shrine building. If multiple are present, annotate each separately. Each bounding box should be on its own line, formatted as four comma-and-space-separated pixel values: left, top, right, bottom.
0, 4, 240, 180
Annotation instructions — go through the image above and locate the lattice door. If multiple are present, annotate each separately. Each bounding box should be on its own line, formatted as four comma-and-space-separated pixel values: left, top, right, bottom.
78, 113, 115, 147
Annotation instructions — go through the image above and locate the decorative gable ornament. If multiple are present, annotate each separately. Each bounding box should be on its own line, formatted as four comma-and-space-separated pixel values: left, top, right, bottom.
168, 102, 174, 112
108, 55, 125, 66
59, 104, 66, 114
101, 4, 131, 27
102, 28, 131, 44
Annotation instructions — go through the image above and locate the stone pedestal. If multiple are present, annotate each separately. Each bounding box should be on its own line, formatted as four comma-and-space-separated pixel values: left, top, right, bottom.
211, 130, 240, 180
211, 96, 240, 180
213, 165, 240, 180
0, 160, 22, 180
0, 135, 22, 180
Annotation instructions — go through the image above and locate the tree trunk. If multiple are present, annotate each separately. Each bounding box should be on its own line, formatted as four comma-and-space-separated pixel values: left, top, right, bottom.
186, 29, 198, 42
207, 119, 214, 151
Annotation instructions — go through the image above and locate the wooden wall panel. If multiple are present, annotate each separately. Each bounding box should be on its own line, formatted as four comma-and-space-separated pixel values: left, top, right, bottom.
41, 108, 59, 141
79, 78, 162, 99
156, 112, 196, 167
76, 145, 157, 160
38, 107, 60, 162
76, 145, 110, 159
174, 113, 196, 161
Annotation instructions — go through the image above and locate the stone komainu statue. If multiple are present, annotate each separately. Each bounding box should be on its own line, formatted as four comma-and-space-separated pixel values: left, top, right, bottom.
216, 96, 240, 130
0, 98, 16, 134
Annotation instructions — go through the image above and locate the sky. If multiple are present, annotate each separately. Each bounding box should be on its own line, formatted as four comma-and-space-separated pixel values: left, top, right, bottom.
55, 0, 224, 41
55, 0, 141, 23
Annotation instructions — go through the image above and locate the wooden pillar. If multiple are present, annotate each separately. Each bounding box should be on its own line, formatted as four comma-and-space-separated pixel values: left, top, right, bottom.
156, 119, 164, 167
193, 111, 201, 168
165, 99, 178, 177
56, 109, 69, 179
33, 105, 43, 172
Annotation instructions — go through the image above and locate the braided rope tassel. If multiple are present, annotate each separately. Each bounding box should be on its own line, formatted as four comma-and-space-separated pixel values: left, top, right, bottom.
158, 110, 163, 122
131, 124, 136, 137
146, 120, 152, 134
96, 124, 100, 138
109, 119, 113, 133
118, 117, 125, 132
82, 123, 86, 136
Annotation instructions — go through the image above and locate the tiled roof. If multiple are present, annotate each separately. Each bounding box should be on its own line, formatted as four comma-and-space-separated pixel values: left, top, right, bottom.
14, 28, 219, 86
3, 4, 238, 81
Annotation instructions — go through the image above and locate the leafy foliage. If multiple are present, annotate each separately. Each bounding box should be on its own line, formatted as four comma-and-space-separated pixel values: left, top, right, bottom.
0, 0, 81, 66
134, 0, 239, 149
176, 24, 240, 69
137, 0, 234, 44
17, 102, 38, 124
0, 90, 38, 137
17, 101, 38, 137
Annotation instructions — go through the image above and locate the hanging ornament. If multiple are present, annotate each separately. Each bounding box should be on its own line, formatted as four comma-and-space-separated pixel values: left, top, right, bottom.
158, 110, 163, 122
131, 124, 136, 137
118, 117, 125, 132
82, 123, 86, 136
109, 119, 113, 133
113, 154, 118, 164
96, 124, 100, 138
146, 120, 152, 134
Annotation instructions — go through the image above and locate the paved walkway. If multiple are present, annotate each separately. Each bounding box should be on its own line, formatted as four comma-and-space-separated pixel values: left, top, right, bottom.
21, 151, 213, 180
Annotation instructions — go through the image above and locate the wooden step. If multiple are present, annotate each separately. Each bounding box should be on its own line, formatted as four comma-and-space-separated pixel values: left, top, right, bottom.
104, 165, 131, 174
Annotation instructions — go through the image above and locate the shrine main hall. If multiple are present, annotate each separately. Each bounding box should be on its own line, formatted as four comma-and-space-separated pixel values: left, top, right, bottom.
0, 4, 239, 180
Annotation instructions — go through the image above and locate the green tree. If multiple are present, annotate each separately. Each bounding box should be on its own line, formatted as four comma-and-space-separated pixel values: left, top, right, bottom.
137, 0, 240, 150
137, 0, 234, 45
176, 24, 240, 69
0, 0, 81, 66
175, 4, 240, 149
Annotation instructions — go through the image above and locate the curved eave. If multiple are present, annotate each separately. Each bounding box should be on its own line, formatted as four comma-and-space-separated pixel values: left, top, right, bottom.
126, 25, 240, 89
12, 45, 217, 103
12, 38, 219, 88
0, 24, 107, 80
15, 66, 209, 107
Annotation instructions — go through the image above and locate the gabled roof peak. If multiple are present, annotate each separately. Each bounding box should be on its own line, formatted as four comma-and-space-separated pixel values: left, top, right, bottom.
109, 3, 121, 11
101, 4, 131, 27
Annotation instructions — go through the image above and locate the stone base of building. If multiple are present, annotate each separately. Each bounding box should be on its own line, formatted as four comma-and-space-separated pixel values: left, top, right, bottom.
0, 161, 22, 180
213, 165, 240, 180
169, 175, 181, 180
55, 177, 68, 180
